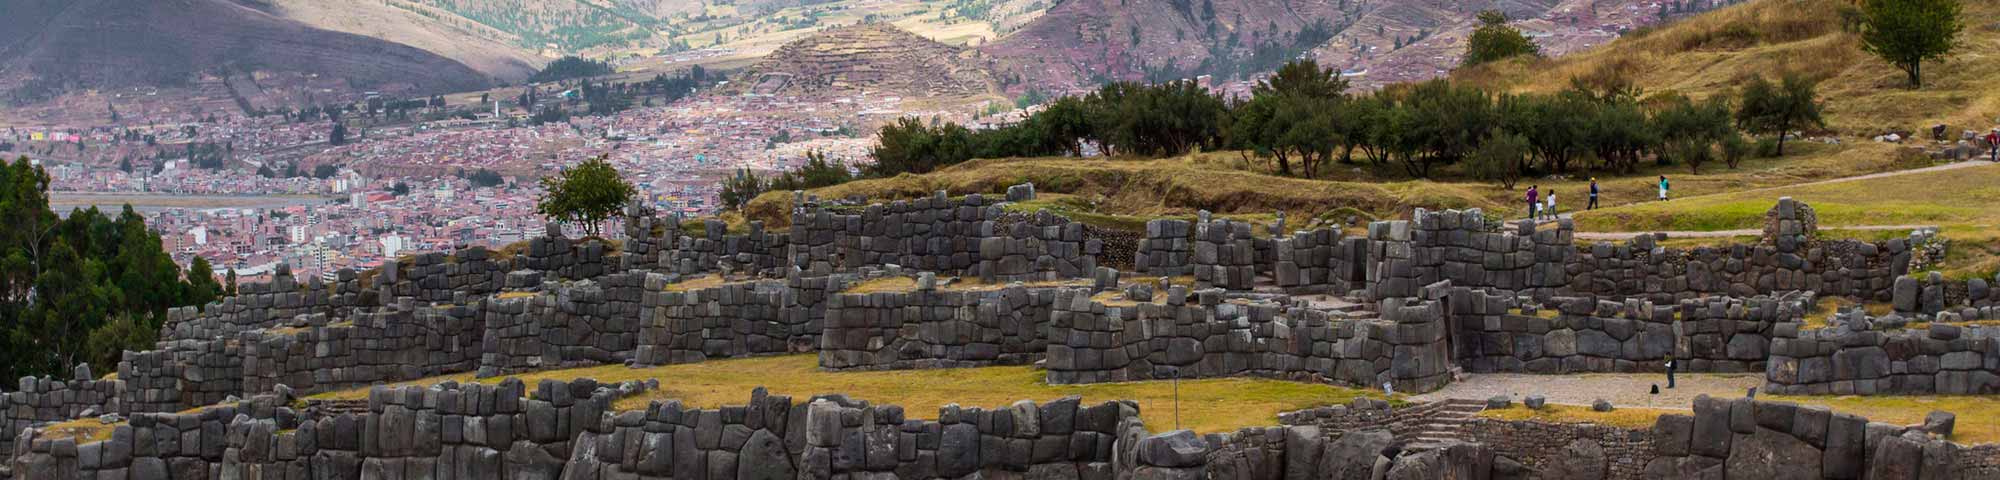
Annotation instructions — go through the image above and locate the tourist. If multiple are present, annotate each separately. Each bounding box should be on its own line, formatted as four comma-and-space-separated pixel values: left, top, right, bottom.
1528, 185, 1544, 220
1665, 354, 1678, 389
1587, 178, 1599, 210
1543, 189, 1557, 221
1658, 176, 1670, 201
1987, 129, 1999, 162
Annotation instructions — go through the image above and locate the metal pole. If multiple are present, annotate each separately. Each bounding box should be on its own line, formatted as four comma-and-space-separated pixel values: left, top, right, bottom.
1173, 368, 1181, 431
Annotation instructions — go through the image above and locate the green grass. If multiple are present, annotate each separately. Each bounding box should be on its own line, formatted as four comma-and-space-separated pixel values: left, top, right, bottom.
1479, 403, 1677, 429
1767, 394, 2000, 444
307, 354, 1394, 434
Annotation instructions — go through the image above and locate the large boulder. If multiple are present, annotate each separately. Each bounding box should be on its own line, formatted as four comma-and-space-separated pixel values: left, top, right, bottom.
1136, 430, 1209, 468
1724, 428, 1823, 480
737, 429, 793, 480
1542, 439, 1606, 480
1318, 430, 1393, 480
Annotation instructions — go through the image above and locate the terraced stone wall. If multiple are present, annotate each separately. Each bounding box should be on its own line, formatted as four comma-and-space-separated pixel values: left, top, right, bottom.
787, 191, 1097, 282
1765, 320, 2000, 395
0, 368, 121, 458
634, 272, 858, 367
819, 282, 1058, 371
239, 306, 483, 397
1367, 210, 1573, 301
1449, 289, 1809, 375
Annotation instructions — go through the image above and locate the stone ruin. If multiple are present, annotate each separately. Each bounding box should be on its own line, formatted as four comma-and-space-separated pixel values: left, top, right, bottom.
9, 188, 2000, 479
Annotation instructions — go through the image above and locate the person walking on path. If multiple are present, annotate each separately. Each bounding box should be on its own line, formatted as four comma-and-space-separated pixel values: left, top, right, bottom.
1657, 176, 1670, 201
1587, 178, 1600, 210
1987, 129, 1999, 162
1526, 185, 1539, 220
1543, 189, 1557, 221
1664, 354, 1678, 389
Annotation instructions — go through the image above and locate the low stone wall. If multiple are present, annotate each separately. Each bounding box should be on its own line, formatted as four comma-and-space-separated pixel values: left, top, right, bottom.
1765, 320, 2000, 395
0, 368, 121, 457
819, 281, 1057, 371
118, 338, 241, 415
1273, 226, 1366, 293
1451, 290, 1808, 374
239, 306, 483, 397
1046, 286, 1453, 393
477, 272, 648, 377
1192, 218, 1262, 290
635, 276, 830, 367
1646, 394, 1978, 479
1368, 210, 1572, 301
788, 190, 1095, 282
1136, 219, 1193, 277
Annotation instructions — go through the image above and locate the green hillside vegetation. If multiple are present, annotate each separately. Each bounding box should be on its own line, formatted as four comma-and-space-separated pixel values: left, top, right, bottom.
1457, 0, 1998, 135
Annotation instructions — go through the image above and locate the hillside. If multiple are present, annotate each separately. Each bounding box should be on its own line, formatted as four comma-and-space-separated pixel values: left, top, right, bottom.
0, 0, 492, 105
1456, 0, 2000, 135
259, 0, 546, 82
979, 0, 1666, 92
730, 22, 1007, 104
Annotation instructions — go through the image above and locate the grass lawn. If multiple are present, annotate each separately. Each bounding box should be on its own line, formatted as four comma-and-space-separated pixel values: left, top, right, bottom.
1767, 394, 2000, 445
308, 355, 1391, 434
1572, 163, 2000, 233
1479, 403, 1678, 430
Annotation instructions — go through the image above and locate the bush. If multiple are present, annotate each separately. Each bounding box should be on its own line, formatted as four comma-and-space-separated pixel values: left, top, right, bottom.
1754, 137, 1783, 158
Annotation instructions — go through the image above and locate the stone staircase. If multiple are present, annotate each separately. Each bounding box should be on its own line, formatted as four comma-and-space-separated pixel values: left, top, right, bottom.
1405, 399, 1487, 449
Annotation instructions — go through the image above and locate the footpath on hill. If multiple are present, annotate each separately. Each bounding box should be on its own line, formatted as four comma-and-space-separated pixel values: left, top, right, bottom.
1410, 373, 1764, 410
1510, 159, 1992, 239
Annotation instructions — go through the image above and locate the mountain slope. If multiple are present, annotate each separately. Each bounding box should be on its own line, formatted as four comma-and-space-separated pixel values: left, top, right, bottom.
980, 0, 1662, 92
0, 0, 492, 101
260, 0, 544, 82
731, 23, 1006, 104
1455, 0, 2000, 135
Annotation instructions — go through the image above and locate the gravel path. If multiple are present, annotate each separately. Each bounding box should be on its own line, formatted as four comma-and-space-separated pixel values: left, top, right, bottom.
1410, 373, 1764, 410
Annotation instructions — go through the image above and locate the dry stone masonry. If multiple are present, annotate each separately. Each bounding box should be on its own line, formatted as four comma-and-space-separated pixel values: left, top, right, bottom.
8, 189, 2000, 478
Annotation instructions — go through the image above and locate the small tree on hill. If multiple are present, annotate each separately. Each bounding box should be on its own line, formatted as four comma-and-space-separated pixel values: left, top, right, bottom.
1468, 130, 1530, 189
1858, 0, 1962, 89
1735, 74, 1825, 157
329, 124, 348, 146
1462, 10, 1542, 67
536, 155, 635, 236
718, 169, 766, 212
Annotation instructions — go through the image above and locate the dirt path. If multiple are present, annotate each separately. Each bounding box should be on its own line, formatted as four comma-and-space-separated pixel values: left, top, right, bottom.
1410, 373, 1764, 410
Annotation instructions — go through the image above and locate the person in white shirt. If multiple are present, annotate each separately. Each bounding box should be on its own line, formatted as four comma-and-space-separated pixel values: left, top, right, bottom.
1543, 190, 1556, 221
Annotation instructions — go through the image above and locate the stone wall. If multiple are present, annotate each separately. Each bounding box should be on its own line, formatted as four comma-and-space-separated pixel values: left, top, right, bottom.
633, 272, 851, 367
819, 280, 1058, 371
118, 338, 240, 415
788, 191, 1096, 282
0, 367, 120, 457
1135, 219, 1192, 277
239, 306, 483, 397
1046, 285, 1453, 393
1450, 289, 1809, 375
477, 272, 648, 377
1192, 218, 1262, 290
1645, 394, 1979, 479
1367, 210, 1572, 301
1272, 226, 1367, 293
1765, 319, 2000, 395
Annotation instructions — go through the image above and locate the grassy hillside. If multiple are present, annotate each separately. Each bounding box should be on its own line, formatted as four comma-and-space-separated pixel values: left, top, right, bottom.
1458, 0, 2000, 135
744, 155, 1504, 228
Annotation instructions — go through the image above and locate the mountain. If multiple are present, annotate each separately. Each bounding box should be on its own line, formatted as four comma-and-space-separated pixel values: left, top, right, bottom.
731, 23, 1006, 104
979, 0, 1669, 93
0, 0, 492, 106
256, 0, 545, 82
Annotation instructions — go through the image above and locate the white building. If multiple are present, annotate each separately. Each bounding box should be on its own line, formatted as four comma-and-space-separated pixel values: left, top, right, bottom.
188, 226, 208, 246
380, 235, 405, 258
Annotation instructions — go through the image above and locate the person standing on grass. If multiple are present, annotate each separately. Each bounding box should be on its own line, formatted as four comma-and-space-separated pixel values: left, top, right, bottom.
1665, 354, 1678, 389
1544, 189, 1557, 221
1587, 178, 1600, 210
1658, 176, 1670, 202
1526, 185, 1539, 220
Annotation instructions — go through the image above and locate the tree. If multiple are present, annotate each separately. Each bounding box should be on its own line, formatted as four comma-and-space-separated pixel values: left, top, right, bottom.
329, 124, 348, 146
1462, 10, 1541, 67
1735, 74, 1825, 156
1650, 93, 1735, 173
536, 155, 636, 236
1255, 60, 1349, 100
1858, 0, 1962, 89
224, 268, 238, 296
1720, 132, 1751, 169
391, 181, 411, 196
312, 164, 340, 179
1468, 130, 1530, 188
186, 256, 220, 307
718, 169, 766, 211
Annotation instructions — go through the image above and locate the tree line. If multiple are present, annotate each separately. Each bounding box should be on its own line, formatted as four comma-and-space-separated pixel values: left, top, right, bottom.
864, 59, 1824, 188
0, 156, 223, 380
